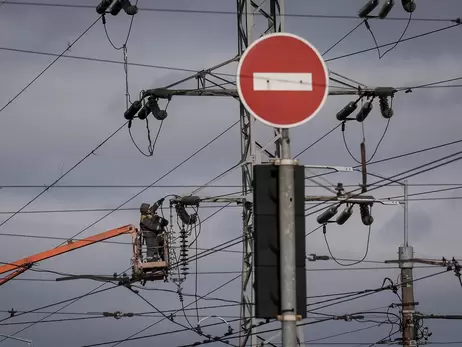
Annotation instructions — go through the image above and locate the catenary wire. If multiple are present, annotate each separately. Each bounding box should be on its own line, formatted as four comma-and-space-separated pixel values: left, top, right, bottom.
304, 148, 462, 218
0, 205, 237, 214
0, 121, 240, 340
322, 20, 365, 56
83, 271, 449, 346
1, 2, 458, 22
4, 182, 462, 189
0, 121, 127, 229
0, 15, 101, 116
59, 120, 238, 245
128, 290, 238, 347
325, 22, 461, 62
1, 22, 461, 88
101, 275, 242, 347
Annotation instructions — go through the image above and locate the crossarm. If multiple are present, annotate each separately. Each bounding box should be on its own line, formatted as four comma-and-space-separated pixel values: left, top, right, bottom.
0, 225, 136, 280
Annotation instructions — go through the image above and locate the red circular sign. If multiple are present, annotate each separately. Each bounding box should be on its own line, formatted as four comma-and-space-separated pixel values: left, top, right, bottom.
237, 33, 329, 128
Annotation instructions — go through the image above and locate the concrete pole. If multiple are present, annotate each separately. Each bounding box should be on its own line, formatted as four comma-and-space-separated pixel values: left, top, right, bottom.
278, 128, 298, 347
400, 180, 416, 347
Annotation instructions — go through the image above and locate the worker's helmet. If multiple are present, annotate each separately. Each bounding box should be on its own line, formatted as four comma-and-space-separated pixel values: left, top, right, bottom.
140, 203, 150, 214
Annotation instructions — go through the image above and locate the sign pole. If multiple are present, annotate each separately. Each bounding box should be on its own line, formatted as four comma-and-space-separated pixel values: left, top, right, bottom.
236, 31, 329, 346
278, 128, 298, 347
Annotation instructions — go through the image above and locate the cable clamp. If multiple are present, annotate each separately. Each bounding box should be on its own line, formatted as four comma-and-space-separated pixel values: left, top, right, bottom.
276, 314, 302, 321
273, 159, 299, 166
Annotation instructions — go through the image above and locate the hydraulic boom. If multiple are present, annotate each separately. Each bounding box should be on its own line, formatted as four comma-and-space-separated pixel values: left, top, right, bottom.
0, 224, 170, 286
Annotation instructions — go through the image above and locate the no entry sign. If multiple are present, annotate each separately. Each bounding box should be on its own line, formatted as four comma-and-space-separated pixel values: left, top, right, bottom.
236, 33, 329, 128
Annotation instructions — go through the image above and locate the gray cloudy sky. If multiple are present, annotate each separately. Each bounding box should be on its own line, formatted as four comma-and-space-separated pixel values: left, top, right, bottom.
0, 0, 462, 346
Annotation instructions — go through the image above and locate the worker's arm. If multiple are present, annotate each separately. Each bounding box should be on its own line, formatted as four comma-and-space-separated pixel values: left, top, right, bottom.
150, 198, 165, 214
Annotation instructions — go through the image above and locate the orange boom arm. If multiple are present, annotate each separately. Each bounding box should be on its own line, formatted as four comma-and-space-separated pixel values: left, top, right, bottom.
0, 224, 137, 286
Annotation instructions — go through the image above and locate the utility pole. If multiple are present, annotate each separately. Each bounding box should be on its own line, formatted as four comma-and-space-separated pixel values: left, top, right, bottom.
400, 180, 416, 347
277, 129, 298, 347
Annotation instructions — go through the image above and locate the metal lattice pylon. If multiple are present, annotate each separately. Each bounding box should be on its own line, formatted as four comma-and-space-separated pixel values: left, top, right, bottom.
237, 1, 284, 346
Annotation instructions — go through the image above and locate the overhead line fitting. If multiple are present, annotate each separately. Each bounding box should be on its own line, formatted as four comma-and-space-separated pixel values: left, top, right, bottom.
96, 0, 138, 16
336, 87, 396, 123
124, 96, 169, 127
315, 184, 375, 226
358, 0, 416, 19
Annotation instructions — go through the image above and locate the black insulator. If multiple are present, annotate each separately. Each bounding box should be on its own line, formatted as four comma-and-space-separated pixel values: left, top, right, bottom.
317, 206, 338, 224
124, 100, 142, 120
148, 99, 168, 120
359, 204, 374, 225
356, 101, 373, 122
110, 0, 124, 15
181, 196, 201, 206
176, 204, 198, 225
336, 205, 354, 225
379, 97, 394, 119
153, 109, 168, 121
336, 102, 357, 121
96, 0, 113, 14
123, 1, 138, 15
379, 0, 395, 19
401, 0, 416, 13
137, 106, 150, 120
358, 0, 379, 18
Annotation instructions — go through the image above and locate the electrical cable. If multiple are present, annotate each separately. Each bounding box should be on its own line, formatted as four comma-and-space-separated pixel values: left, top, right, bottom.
0, 121, 127, 229
397, 76, 462, 92
5, 182, 462, 189
364, 19, 381, 59
98, 275, 242, 347
127, 290, 238, 347
84, 269, 449, 347
380, 11, 413, 59
60, 119, 239, 245
2, 2, 459, 22
0, 276, 125, 323
342, 123, 362, 164
323, 225, 372, 267
305, 148, 462, 218
0, 15, 101, 116
300, 323, 383, 344
294, 123, 343, 159
2, 21, 461, 88
0, 204, 236, 215
128, 116, 164, 156
367, 118, 391, 162
325, 22, 461, 62
322, 20, 365, 56
0, 121, 239, 342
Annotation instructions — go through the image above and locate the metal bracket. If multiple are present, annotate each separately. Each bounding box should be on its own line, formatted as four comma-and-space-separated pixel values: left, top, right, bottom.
277, 314, 302, 321
273, 158, 299, 166
304, 165, 354, 172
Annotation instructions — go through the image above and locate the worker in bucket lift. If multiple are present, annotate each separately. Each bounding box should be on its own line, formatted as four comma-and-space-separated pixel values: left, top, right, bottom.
139, 198, 169, 262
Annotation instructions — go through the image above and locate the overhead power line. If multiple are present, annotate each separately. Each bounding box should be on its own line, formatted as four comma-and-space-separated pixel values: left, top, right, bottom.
305, 148, 462, 218
325, 22, 461, 62
1, 22, 461, 88
2, 1, 459, 22
0, 15, 101, 116
0, 121, 127, 228
0, 204, 238, 215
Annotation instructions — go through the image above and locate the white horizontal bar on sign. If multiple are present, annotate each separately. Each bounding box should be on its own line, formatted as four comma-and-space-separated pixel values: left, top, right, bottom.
253, 72, 313, 91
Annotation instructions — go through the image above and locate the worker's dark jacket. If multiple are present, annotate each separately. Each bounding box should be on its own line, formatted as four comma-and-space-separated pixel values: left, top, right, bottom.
140, 214, 161, 233
140, 214, 169, 233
